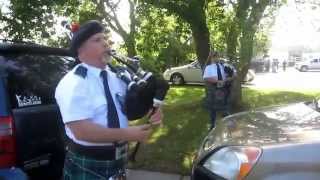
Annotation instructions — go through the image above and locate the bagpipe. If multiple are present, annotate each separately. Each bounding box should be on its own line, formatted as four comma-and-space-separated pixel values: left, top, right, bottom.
107, 50, 169, 121
106, 51, 169, 162
223, 64, 235, 78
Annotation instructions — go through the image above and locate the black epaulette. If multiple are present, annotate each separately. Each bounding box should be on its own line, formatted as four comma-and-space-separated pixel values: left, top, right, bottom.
107, 63, 127, 74
74, 65, 88, 78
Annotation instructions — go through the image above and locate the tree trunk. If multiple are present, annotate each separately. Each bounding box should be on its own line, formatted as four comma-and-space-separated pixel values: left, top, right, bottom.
190, 24, 210, 69
234, 28, 255, 107
125, 33, 137, 57
188, 9, 210, 70
226, 22, 239, 62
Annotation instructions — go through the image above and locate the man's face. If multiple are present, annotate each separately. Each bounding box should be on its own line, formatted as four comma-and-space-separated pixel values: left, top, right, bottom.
79, 33, 112, 62
211, 56, 219, 63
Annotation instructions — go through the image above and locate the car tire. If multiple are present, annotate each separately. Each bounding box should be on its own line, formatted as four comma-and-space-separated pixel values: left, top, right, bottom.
170, 73, 184, 85
245, 69, 255, 82
300, 66, 308, 72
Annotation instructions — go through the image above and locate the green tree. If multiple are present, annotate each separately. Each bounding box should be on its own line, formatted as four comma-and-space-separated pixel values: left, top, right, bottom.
91, 0, 139, 57
206, 1, 229, 53
142, 0, 282, 107
223, 0, 283, 106
135, 4, 194, 73
141, 0, 211, 68
0, 0, 66, 42
1, 0, 139, 57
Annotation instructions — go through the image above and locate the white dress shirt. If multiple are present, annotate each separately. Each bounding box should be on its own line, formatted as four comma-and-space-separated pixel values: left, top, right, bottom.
203, 63, 226, 80
55, 63, 128, 146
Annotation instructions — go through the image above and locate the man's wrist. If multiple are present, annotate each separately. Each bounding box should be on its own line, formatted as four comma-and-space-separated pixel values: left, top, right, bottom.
119, 128, 131, 141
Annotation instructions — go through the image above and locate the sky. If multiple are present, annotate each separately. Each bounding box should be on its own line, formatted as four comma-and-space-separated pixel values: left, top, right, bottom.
110, 0, 130, 44
0, 0, 9, 39
270, 0, 320, 54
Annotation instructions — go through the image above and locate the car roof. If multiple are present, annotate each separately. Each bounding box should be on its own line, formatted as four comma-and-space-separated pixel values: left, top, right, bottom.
0, 43, 72, 56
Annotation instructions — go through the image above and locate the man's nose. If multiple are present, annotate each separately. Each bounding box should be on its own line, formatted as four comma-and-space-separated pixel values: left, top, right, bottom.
105, 39, 114, 47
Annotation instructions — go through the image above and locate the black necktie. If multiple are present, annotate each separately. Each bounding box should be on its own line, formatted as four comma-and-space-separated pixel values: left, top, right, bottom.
216, 63, 222, 80
100, 70, 120, 128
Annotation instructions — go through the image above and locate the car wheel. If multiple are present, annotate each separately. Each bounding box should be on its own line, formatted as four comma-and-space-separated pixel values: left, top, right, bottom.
170, 73, 184, 85
300, 66, 308, 72
244, 69, 255, 82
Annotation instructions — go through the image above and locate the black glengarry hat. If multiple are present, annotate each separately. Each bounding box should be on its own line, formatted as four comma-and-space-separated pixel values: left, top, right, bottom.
70, 20, 105, 56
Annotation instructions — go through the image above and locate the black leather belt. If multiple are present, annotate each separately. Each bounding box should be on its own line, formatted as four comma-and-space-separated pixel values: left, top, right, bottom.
66, 137, 128, 161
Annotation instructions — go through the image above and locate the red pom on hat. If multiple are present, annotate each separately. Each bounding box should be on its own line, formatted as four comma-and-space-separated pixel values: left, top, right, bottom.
71, 22, 80, 32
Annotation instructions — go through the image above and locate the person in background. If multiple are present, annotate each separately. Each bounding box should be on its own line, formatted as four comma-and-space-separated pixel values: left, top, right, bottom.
203, 51, 235, 129
282, 60, 287, 71
55, 20, 162, 179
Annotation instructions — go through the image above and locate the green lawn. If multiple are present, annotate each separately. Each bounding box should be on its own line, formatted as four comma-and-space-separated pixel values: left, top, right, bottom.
128, 85, 320, 175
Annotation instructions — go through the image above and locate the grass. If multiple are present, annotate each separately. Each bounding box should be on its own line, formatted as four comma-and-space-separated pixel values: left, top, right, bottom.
128, 85, 320, 175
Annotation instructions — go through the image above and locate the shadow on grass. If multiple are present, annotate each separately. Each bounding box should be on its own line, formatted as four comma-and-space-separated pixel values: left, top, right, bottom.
241, 88, 319, 110
128, 100, 209, 175
128, 87, 320, 175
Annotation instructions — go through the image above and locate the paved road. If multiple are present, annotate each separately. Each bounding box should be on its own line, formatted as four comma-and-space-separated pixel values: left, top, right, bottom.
246, 67, 320, 91
127, 169, 190, 180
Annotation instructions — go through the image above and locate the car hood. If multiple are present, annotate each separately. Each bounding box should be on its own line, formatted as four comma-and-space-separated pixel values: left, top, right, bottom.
166, 65, 189, 72
200, 102, 320, 155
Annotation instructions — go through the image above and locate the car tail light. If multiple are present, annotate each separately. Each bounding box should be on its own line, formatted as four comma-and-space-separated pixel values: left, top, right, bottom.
203, 146, 261, 180
0, 116, 16, 168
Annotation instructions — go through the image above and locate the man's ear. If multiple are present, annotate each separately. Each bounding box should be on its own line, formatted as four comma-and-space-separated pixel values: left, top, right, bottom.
77, 44, 85, 56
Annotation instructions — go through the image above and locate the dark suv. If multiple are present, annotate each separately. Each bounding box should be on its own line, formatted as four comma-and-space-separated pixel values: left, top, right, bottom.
0, 42, 75, 179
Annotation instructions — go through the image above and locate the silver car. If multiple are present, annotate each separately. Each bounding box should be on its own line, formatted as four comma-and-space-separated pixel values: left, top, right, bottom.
163, 61, 254, 85
192, 99, 320, 180
295, 58, 320, 72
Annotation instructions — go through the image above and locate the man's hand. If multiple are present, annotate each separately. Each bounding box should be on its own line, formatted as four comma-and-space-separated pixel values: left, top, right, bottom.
127, 124, 151, 143
148, 108, 163, 125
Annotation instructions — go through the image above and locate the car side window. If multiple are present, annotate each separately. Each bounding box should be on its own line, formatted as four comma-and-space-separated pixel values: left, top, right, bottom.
4, 54, 74, 108
0, 65, 9, 116
193, 62, 201, 69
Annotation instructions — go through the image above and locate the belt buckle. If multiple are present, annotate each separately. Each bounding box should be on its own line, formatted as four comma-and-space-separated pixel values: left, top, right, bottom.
217, 81, 224, 88
108, 171, 126, 180
115, 143, 128, 160
109, 175, 125, 180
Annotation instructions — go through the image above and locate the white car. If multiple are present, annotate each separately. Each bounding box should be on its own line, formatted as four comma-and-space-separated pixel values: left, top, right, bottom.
163, 60, 255, 85
163, 61, 203, 85
295, 58, 320, 72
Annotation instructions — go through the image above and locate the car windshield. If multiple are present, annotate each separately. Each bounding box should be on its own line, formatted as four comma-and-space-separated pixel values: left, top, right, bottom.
190, 61, 201, 68
190, 61, 198, 65
305, 98, 320, 112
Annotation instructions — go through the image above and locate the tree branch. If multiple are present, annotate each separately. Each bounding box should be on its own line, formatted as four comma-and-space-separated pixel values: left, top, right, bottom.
247, 0, 269, 30
141, 0, 188, 18
94, 0, 128, 39
105, 0, 128, 35
128, 0, 136, 34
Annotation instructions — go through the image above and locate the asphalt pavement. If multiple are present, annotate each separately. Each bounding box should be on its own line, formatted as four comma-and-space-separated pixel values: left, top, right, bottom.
127, 169, 190, 180
245, 67, 320, 91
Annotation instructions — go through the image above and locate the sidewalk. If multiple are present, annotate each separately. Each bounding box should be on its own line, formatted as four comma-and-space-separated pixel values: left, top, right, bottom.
127, 169, 190, 180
